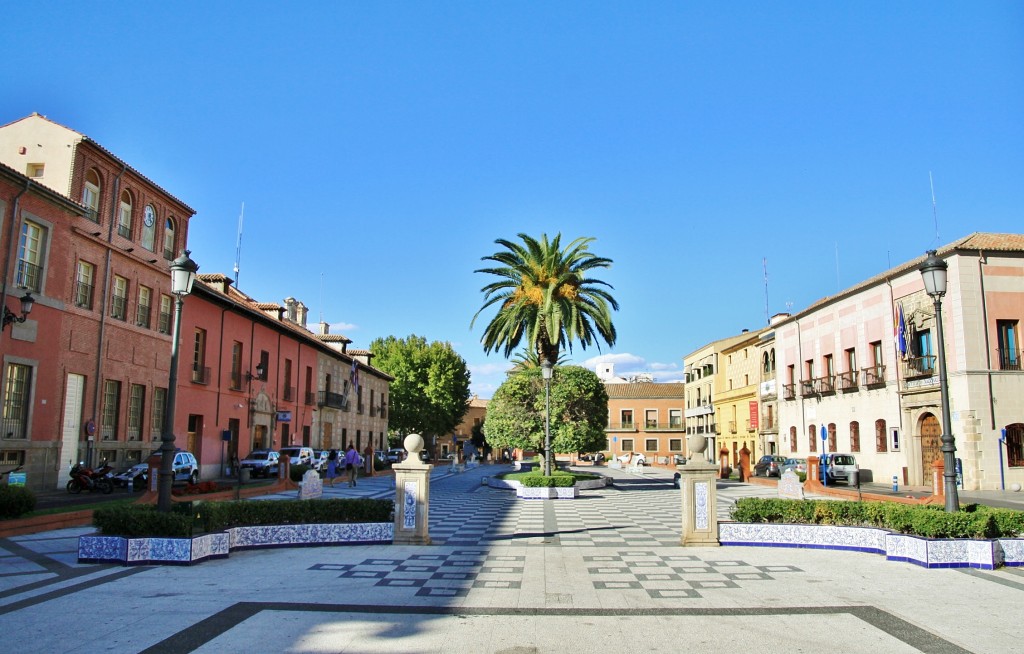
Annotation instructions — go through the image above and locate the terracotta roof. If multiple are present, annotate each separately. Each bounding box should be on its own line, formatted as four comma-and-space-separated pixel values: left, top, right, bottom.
348, 349, 372, 356
315, 334, 352, 343
604, 382, 685, 399
253, 302, 283, 310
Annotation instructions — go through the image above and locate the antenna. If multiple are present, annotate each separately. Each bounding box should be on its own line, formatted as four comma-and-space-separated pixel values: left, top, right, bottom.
319, 272, 324, 324
929, 171, 939, 244
835, 241, 840, 292
233, 202, 244, 287
763, 257, 769, 326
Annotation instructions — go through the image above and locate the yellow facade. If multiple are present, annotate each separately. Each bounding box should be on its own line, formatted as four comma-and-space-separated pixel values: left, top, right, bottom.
714, 331, 765, 468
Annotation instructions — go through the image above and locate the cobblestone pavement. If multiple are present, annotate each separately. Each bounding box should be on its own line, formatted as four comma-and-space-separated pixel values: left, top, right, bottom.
2, 464, 1022, 653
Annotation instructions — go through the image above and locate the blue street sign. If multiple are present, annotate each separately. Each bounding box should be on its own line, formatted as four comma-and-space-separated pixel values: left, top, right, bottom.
821, 425, 827, 441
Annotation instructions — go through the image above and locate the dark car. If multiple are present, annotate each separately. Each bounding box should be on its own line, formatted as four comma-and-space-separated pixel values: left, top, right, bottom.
754, 455, 787, 478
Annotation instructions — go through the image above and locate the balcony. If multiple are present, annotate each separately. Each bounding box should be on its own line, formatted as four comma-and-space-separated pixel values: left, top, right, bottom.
317, 391, 349, 411
283, 386, 295, 402
799, 380, 815, 397
862, 365, 886, 387
158, 311, 172, 334
607, 421, 636, 431
117, 223, 132, 239
16, 260, 42, 292
84, 208, 99, 223
191, 366, 211, 384
728, 421, 737, 434
760, 416, 778, 433
305, 391, 316, 406
74, 281, 94, 309
816, 375, 836, 395
837, 370, 858, 392
997, 349, 1021, 371
782, 383, 796, 401
902, 356, 936, 379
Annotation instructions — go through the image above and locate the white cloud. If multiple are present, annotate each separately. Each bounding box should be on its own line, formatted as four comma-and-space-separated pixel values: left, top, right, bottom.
580, 352, 646, 370
469, 362, 513, 376
330, 321, 357, 332
649, 361, 680, 371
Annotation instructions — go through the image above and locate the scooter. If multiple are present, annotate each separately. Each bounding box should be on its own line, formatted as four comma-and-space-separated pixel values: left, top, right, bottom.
67, 460, 114, 494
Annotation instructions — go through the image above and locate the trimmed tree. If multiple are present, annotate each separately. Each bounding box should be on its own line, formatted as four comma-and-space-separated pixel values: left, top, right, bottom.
484, 366, 608, 461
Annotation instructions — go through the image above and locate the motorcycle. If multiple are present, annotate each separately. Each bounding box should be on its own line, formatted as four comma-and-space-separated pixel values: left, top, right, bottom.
67, 460, 114, 494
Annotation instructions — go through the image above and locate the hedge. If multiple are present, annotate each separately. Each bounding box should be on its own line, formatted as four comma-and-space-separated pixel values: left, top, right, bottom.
0, 485, 37, 519
93, 498, 394, 537
730, 498, 1024, 539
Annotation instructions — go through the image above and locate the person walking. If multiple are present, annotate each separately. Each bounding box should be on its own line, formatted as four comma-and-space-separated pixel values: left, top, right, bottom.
326, 449, 338, 487
344, 444, 360, 487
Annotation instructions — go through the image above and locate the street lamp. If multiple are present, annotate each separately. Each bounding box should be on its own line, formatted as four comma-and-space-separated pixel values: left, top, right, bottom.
541, 359, 553, 476
2, 291, 35, 331
158, 250, 199, 512
919, 249, 959, 512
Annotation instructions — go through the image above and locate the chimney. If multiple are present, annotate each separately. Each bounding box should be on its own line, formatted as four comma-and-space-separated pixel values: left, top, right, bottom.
319, 321, 330, 335
283, 297, 297, 322
296, 302, 308, 328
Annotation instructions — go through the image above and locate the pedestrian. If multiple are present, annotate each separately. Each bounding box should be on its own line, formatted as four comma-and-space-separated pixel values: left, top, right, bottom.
344, 444, 359, 487
326, 449, 338, 487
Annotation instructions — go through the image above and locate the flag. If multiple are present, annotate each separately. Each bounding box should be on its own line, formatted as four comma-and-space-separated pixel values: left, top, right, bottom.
895, 302, 908, 360
350, 359, 360, 391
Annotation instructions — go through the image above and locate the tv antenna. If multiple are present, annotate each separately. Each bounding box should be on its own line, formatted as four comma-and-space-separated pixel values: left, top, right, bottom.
929, 172, 940, 244
233, 202, 244, 287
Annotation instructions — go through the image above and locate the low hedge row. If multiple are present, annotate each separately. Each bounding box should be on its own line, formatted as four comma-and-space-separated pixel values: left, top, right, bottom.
0, 485, 37, 519
93, 498, 395, 537
730, 497, 1024, 539
499, 470, 601, 487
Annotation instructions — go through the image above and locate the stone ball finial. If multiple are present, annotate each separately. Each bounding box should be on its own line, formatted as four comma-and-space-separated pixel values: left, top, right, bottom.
404, 433, 425, 457
686, 432, 707, 456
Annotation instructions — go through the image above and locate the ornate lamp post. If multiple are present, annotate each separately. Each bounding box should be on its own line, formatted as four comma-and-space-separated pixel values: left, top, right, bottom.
158, 251, 199, 512
1, 291, 34, 331
541, 359, 553, 476
918, 249, 959, 512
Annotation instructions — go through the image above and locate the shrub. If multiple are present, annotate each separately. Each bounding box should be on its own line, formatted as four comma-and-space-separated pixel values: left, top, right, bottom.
0, 485, 36, 519
729, 497, 1024, 539
521, 474, 576, 488
198, 498, 394, 532
93, 504, 192, 537
289, 464, 311, 482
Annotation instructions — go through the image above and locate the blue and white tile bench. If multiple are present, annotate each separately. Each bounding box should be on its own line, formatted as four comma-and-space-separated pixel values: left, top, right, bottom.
486, 474, 610, 499
720, 522, 1024, 570
79, 522, 393, 566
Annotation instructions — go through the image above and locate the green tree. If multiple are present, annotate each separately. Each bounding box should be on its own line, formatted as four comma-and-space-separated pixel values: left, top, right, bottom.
369, 335, 472, 448
472, 233, 619, 366
484, 366, 608, 460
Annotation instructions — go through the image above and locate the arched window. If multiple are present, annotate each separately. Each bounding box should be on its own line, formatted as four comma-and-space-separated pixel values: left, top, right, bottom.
1006, 424, 1024, 467
875, 419, 887, 452
770, 349, 776, 372
141, 205, 157, 252
790, 426, 797, 453
163, 217, 176, 259
82, 169, 101, 222
117, 190, 133, 238
850, 421, 860, 452
763, 353, 770, 374
808, 424, 817, 453
827, 423, 837, 452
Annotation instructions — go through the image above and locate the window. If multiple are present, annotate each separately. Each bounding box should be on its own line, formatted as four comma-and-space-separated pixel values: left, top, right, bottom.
805, 359, 815, 379
283, 359, 293, 401
74, 260, 95, 309
230, 342, 243, 389
620, 409, 633, 429
621, 438, 634, 452
790, 426, 797, 453
808, 424, 817, 453
158, 295, 173, 334
151, 387, 167, 440
850, 421, 860, 452
997, 320, 1020, 371
163, 217, 176, 260
645, 409, 658, 429
846, 348, 857, 372
127, 384, 145, 441
1006, 423, 1024, 468
824, 354, 834, 378
136, 285, 152, 328
141, 205, 157, 252
827, 423, 836, 452
0, 450, 25, 466
192, 328, 208, 383
101, 380, 121, 441
669, 409, 682, 428
1, 363, 32, 439
16, 220, 46, 291
82, 169, 100, 222
769, 349, 775, 371
27, 163, 44, 178
911, 330, 934, 375
669, 438, 682, 451
876, 419, 888, 452
118, 190, 133, 238
110, 275, 128, 320
645, 438, 658, 452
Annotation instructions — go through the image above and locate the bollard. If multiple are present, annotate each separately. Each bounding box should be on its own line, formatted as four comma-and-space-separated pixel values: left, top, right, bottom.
892, 475, 899, 493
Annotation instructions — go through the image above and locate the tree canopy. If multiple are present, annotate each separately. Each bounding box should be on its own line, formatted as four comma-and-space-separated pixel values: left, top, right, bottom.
369, 335, 472, 441
472, 233, 619, 366
483, 366, 609, 458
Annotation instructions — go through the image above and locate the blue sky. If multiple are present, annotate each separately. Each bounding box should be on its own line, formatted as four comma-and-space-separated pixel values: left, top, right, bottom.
6, 2, 1023, 397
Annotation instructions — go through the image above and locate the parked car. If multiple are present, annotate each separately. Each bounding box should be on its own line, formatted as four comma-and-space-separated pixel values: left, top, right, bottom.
144, 449, 200, 484
240, 450, 280, 478
820, 453, 859, 484
780, 458, 807, 475
386, 448, 405, 463
754, 455, 787, 478
278, 446, 314, 468
310, 450, 330, 472
112, 463, 149, 488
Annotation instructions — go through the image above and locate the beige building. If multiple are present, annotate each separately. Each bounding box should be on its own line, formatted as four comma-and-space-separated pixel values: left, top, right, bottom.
604, 380, 686, 464
684, 332, 755, 462
715, 329, 767, 466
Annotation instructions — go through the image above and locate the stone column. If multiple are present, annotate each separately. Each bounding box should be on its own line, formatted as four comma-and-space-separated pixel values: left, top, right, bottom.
393, 433, 433, 546
679, 433, 720, 547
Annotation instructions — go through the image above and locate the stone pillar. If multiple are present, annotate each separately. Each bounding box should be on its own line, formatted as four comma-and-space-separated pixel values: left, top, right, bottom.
679, 433, 720, 547
393, 433, 433, 546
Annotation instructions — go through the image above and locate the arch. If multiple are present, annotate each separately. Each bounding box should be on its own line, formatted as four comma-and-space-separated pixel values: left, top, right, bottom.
82, 168, 102, 221
827, 423, 836, 453
789, 426, 797, 453
118, 189, 134, 238
763, 352, 770, 374
875, 419, 887, 452
849, 421, 860, 452
770, 348, 776, 372
808, 424, 817, 453
163, 216, 177, 259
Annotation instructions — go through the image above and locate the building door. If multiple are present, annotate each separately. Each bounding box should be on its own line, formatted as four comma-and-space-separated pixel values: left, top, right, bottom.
187, 414, 202, 458
59, 374, 85, 489
920, 413, 942, 475
253, 425, 268, 451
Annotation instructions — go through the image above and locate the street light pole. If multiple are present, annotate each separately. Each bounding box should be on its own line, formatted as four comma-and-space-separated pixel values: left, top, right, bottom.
158, 251, 199, 513
919, 249, 959, 512
541, 359, 553, 477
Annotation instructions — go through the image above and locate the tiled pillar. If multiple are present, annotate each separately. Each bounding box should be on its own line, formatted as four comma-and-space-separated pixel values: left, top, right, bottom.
680, 433, 720, 547
393, 434, 433, 546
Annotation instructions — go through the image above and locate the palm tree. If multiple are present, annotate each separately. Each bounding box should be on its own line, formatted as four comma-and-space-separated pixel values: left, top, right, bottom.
508, 347, 570, 371
472, 233, 619, 366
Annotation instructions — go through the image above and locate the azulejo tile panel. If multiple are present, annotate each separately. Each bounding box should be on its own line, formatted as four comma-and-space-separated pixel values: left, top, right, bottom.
78, 535, 127, 563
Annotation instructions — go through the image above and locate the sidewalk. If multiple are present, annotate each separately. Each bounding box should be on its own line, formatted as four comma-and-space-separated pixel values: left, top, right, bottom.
1, 464, 1022, 653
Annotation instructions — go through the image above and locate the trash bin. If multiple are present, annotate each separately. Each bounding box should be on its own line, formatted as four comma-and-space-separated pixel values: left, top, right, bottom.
239, 468, 251, 484
850, 469, 860, 488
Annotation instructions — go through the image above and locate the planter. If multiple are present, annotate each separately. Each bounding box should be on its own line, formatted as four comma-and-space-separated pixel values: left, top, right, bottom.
79, 522, 392, 566
516, 486, 578, 500
720, 522, 1024, 570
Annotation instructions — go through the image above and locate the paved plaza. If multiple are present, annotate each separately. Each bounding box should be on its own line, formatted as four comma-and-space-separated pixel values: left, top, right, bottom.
2, 464, 1023, 653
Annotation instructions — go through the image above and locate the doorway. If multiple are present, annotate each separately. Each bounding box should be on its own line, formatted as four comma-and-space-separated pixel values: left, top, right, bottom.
920, 413, 942, 475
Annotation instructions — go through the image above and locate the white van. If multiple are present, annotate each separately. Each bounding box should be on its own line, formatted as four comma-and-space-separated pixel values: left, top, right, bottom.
820, 453, 858, 484
278, 446, 315, 468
